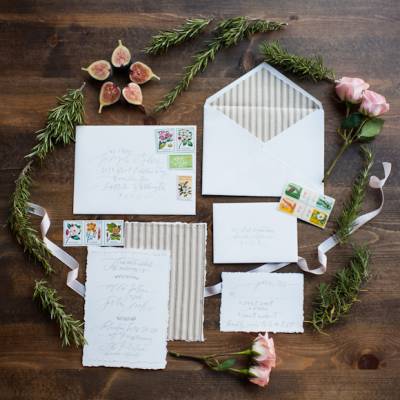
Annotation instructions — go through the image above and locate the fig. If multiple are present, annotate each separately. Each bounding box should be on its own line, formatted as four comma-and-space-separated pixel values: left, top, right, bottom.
111, 40, 131, 68
98, 82, 121, 113
81, 60, 111, 81
122, 83, 143, 105
129, 62, 160, 85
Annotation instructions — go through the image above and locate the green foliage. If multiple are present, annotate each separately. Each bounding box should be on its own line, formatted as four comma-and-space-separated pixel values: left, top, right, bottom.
33, 280, 86, 347
335, 146, 374, 244
154, 17, 286, 113
8, 161, 53, 274
311, 246, 370, 332
259, 41, 335, 82
144, 18, 212, 55
26, 84, 85, 160
341, 112, 364, 130
358, 118, 384, 142
215, 358, 236, 371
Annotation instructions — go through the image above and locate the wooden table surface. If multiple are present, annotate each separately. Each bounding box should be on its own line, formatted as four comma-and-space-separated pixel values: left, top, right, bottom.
1, 1, 399, 399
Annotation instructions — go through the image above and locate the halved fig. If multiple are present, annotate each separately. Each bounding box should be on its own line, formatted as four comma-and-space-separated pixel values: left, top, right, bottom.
129, 62, 160, 84
81, 60, 111, 81
122, 82, 143, 105
111, 40, 131, 68
98, 82, 121, 113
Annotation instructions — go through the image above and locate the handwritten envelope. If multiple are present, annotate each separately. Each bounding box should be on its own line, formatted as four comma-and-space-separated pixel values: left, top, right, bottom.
213, 202, 298, 264
202, 62, 324, 196
73, 125, 196, 215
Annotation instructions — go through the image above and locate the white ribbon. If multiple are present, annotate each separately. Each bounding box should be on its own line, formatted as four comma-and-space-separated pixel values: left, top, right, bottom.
27, 202, 85, 297
204, 162, 391, 297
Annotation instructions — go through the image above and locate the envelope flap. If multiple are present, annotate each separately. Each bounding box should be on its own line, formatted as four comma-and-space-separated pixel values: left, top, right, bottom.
206, 63, 321, 143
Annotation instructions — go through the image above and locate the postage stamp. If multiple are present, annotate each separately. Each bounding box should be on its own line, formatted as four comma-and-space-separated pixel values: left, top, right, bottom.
155, 128, 175, 152
175, 127, 195, 152
168, 154, 193, 169
177, 176, 193, 200
278, 182, 335, 229
84, 220, 102, 245
63, 220, 84, 247
103, 220, 124, 246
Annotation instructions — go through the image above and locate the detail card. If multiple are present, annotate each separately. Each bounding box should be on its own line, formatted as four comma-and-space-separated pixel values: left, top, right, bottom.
278, 182, 335, 229
220, 272, 304, 333
83, 247, 171, 369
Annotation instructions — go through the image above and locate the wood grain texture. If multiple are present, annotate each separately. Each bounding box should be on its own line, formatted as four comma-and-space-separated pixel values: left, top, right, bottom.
0, 1, 399, 399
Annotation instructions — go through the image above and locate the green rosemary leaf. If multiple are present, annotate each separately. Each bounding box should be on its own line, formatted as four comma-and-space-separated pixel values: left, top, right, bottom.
259, 40, 335, 82
311, 246, 370, 332
154, 17, 286, 113
26, 83, 85, 161
336, 146, 374, 244
33, 280, 86, 347
144, 18, 212, 55
8, 161, 53, 274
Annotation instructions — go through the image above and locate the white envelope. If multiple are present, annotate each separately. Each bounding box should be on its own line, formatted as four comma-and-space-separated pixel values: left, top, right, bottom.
202, 63, 324, 197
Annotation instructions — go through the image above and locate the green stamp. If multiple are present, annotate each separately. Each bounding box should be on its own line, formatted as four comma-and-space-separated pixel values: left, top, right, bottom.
168, 154, 193, 169
285, 182, 302, 199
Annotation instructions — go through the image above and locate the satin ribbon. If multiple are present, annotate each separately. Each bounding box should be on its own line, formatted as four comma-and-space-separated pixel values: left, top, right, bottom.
27, 202, 85, 297
204, 161, 391, 297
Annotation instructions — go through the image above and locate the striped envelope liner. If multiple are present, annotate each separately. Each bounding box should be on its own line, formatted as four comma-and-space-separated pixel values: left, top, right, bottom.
125, 222, 207, 341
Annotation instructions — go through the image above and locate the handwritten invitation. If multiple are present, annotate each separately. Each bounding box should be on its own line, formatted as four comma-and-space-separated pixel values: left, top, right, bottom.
220, 272, 304, 333
83, 247, 171, 369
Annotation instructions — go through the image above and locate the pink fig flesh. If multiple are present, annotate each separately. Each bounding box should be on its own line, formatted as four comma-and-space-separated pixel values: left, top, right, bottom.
98, 82, 121, 113
81, 60, 111, 81
129, 62, 160, 85
111, 40, 131, 68
122, 83, 143, 105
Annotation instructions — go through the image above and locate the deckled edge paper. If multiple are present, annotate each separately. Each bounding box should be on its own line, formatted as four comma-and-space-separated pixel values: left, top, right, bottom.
83, 247, 171, 369
125, 222, 207, 342
220, 272, 304, 333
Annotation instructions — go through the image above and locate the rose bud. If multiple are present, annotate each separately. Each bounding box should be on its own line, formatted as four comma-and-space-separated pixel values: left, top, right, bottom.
248, 365, 272, 387
335, 77, 369, 103
252, 332, 276, 368
359, 90, 390, 117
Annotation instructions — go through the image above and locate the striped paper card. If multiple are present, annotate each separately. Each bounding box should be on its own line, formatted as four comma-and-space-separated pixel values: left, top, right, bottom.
125, 222, 207, 341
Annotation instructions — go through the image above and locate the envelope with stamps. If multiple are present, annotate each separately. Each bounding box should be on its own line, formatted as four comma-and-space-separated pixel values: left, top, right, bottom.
202, 63, 324, 197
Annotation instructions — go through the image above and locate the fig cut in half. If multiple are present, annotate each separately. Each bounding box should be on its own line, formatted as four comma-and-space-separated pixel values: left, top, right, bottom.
122, 82, 143, 105
81, 60, 111, 81
98, 81, 121, 113
111, 40, 131, 68
129, 62, 160, 85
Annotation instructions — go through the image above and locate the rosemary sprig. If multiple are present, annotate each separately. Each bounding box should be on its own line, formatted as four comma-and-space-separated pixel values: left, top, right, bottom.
259, 41, 335, 82
9, 161, 53, 274
33, 280, 86, 347
335, 146, 374, 244
26, 83, 85, 160
144, 18, 212, 55
154, 17, 286, 113
311, 246, 370, 332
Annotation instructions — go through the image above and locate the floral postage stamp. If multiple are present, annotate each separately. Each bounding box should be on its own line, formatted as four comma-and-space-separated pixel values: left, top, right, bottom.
63, 220, 84, 246
168, 154, 193, 169
103, 220, 124, 246
176, 127, 195, 152
84, 220, 102, 245
155, 128, 175, 152
177, 175, 193, 200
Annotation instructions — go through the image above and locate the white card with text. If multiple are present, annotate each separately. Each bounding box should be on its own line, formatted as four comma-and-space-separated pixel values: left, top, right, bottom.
73, 125, 196, 215
83, 247, 171, 369
220, 272, 304, 333
213, 202, 298, 263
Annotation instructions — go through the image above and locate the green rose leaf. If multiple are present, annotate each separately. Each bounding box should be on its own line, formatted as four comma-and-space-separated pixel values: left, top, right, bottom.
358, 118, 384, 142
341, 112, 364, 130
216, 358, 236, 371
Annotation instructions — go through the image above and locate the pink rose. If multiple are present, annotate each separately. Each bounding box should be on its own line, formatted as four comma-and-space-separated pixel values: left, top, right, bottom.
335, 77, 369, 103
359, 90, 390, 117
252, 333, 276, 368
249, 365, 272, 387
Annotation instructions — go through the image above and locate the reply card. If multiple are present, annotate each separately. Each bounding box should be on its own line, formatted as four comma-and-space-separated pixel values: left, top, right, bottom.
73, 125, 196, 215
83, 247, 171, 369
220, 272, 304, 333
213, 203, 298, 263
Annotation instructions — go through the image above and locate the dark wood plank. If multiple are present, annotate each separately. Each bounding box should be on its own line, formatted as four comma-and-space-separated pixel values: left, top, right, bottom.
0, 1, 399, 399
